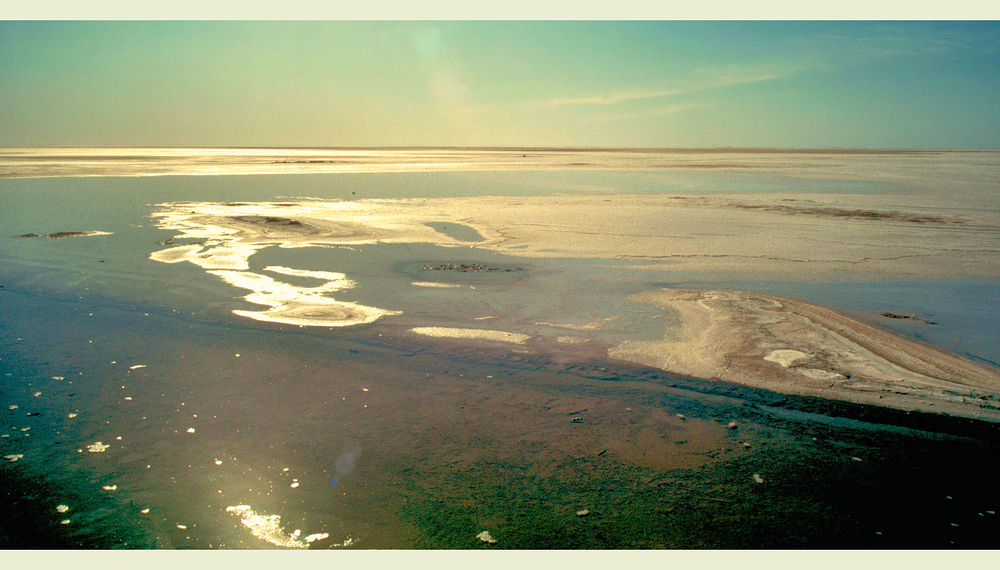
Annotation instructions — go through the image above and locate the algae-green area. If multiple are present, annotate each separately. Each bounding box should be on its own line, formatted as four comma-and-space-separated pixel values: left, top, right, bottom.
391, 449, 840, 549
0, 464, 156, 549
390, 418, 1000, 549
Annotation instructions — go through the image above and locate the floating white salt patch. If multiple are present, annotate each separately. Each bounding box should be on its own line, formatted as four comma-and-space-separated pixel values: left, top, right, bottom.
555, 336, 590, 344
209, 268, 400, 328
752, 473, 765, 484
4, 454, 24, 462
763, 349, 811, 368
536, 321, 602, 331
410, 326, 530, 345
86, 441, 109, 453
129, 365, 146, 370
56, 505, 69, 513
476, 531, 497, 544
187, 428, 196, 433
411, 281, 462, 288
304, 533, 330, 543
150, 243, 264, 271
8, 405, 17, 410
102, 485, 117, 491
226, 504, 328, 548
67, 413, 77, 418
576, 509, 590, 516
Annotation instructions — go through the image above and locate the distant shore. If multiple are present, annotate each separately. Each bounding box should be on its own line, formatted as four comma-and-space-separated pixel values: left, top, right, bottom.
2, 147, 997, 179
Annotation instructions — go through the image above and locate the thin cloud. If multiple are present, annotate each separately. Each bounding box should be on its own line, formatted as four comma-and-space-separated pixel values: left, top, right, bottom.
523, 64, 794, 111
530, 89, 684, 108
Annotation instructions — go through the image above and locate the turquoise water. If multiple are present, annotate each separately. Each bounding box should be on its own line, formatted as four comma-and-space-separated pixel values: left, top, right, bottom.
2, 171, 1000, 549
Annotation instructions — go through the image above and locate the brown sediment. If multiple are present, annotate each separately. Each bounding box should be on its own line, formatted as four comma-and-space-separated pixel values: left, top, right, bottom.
420, 263, 523, 273
880, 311, 937, 324
727, 202, 957, 224
45, 231, 112, 239
610, 289, 1000, 421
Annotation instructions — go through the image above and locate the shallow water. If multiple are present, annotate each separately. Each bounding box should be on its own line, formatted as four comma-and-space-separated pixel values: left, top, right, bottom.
2, 168, 1000, 549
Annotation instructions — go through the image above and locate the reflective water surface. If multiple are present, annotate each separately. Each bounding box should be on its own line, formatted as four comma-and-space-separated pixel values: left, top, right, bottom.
3, 166, 1000, 549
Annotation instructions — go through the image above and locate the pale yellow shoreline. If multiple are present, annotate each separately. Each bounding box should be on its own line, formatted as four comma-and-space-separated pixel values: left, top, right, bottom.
3, 147, 998, 180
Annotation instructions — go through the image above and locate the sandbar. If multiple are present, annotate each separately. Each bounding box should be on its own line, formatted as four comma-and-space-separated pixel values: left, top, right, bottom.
609, 289, 1000, 421
409, 327, 530, 345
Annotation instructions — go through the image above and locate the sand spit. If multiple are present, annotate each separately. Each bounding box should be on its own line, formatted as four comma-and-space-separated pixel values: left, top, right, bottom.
610, 289, 1000, 421
410, 327, 530, 345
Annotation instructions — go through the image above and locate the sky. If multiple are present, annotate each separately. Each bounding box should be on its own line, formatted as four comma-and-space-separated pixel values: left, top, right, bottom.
1, 20, 999, 148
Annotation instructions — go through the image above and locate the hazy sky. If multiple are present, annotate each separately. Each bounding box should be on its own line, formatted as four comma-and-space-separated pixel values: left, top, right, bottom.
1, 21, 999, 148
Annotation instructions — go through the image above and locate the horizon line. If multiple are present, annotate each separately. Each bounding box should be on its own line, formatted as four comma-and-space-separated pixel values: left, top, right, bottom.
2, 146, 999, 153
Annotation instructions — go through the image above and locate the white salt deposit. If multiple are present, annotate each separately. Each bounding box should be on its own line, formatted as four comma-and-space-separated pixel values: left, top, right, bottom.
763, 349, 811, 368
410, 327, 530, 345
411, 281, 462, 288
476, 530, 498, 544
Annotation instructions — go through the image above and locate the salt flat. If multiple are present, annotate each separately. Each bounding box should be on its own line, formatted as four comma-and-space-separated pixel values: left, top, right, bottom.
139, 150, 1000, 420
